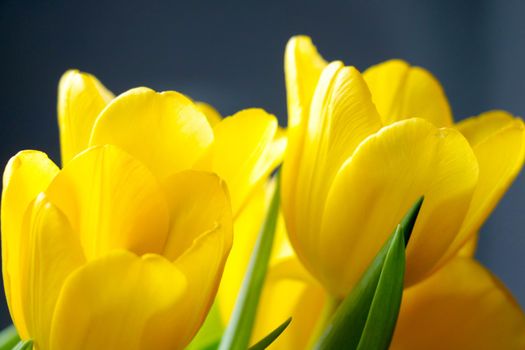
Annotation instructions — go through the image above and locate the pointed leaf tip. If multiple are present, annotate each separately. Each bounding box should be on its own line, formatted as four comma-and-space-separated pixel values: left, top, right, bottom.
249, 317, 292, 350
400, 196, 424, 246
355, 225, 405, 350
314, 197, 424, 350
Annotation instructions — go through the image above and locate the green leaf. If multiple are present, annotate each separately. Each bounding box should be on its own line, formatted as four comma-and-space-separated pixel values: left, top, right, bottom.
218, 171, 282, 350
186, 302, 224, 350
12, 340, 32, 350
0, 325, 20, 350
399, 197, 424, 246
248, 317, 292, 350
198, 340, 220, 350
314, 197, 423, 350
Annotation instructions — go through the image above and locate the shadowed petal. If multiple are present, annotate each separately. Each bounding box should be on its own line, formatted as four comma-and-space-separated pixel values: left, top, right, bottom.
197, 108, 285, 216
364, 59, 453, 127
45, 145, 170, 259
50, 251, 186, 350
171, 226, 232, 348
391, 258, 525, 350
161, 170, 232, 261
160, 170, 232, 347
437, 111, 525, 264
252, 258, 326, 350
18, 194, 84, 349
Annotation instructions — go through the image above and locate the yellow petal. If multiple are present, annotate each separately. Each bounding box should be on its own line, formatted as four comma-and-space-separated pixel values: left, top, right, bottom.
58, 70, 114, 164
171, 225, 233, 347
156, 169, 232, 346
456, 110, 517, 145
18, 194, 84, 349
89, 87, 214, 180
284, 35, 327, 131
284, 62, 382, 278
282, 36, 327, 236
321, 118, 478, 296
50, 250, 187, 350
457, 234, 478, 257
364, 59, 453, 127
391, 258, 525, 350
252, 258, 326, 350
438, 111, 525, 265
161, 170, 232, 261
45, 145, 170, 259
197, 108, 285, 216
1, 150, 59, 338
196, 101, 222, 127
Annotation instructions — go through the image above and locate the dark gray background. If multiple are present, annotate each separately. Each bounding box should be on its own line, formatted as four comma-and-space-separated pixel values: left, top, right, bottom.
1, 0, 524, 328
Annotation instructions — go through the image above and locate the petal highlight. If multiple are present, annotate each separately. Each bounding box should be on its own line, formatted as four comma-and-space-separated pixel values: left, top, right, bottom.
58, 70, 114, 164
196, 101, 222, 127
282, 36, 327, 237
1, 150, 59, 338
89, 87, 213, 180
284, 62, 382, 279
284, 35, 327, 131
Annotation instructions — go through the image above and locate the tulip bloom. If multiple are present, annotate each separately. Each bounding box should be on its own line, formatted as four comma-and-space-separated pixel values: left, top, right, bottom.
57, 70, 286, 216
281, 36, 525, 298
217, 183, 525, 349
2, 71, 284, 349
250, 230, 525, 349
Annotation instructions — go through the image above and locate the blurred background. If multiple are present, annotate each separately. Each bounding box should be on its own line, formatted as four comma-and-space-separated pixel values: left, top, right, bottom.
1, 0, 525, 327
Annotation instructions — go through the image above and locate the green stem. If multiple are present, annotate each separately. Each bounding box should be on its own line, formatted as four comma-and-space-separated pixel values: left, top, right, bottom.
307, 295, 340, 349
218, 172, 282, 350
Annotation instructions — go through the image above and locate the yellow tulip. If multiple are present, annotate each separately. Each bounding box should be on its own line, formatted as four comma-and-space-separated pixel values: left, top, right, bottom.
2, 70, 285, 349
254, 233, 525, 349
212, 36, 525, 348
281, 36, 525, 298
2, 147, 230, 350
57, 70, 286, 216
218, 183, 525, 349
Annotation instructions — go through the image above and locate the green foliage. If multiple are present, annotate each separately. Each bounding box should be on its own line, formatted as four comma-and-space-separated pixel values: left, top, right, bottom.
314, 197, 423, 350
186, 303, 224, 350
218, 172, 283, 350
248, 318, 292, 350
12, 340, 32, 350
0, 325, 20, 350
